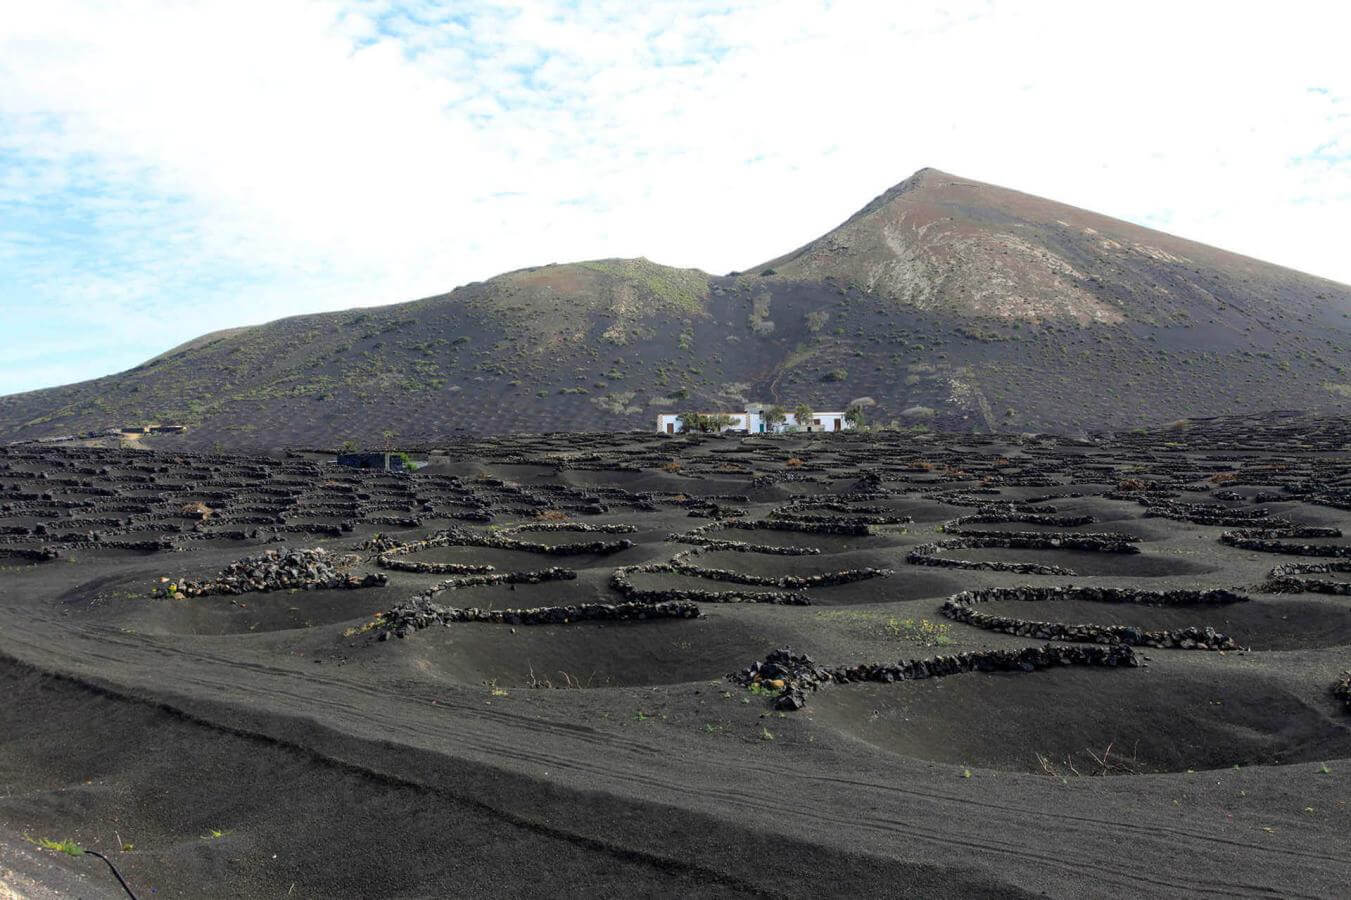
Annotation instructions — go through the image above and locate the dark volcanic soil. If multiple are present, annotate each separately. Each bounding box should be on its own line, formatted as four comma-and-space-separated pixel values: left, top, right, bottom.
1, 413, 1349, 897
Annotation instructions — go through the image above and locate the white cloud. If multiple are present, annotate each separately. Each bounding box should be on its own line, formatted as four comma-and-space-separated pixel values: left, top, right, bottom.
1, 0, 1348, 394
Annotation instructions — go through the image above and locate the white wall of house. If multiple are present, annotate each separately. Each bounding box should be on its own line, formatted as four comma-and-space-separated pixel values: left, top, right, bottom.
658, 409, 852, 434
776, 412, 847, 433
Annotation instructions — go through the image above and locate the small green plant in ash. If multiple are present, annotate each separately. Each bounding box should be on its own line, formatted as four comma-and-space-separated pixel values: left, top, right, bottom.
342, 615, 384, 638
26, 835, 84, 856
884, 617, 954, 647
816, 610, 954, 646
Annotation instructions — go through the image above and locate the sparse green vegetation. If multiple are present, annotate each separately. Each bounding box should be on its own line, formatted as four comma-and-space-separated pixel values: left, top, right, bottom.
678, 411, 736, 432
592, 391, 643, 415
815, 610, 954, 646
748, 292, 775, 335
26, 835, 84, 857
886, 617, 954, 646
793, 403, 814, 430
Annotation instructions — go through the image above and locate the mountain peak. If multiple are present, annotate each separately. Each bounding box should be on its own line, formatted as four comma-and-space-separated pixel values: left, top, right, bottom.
753, 168, 1285, 324
902, 165, 947, 184
835, 166, 943, 227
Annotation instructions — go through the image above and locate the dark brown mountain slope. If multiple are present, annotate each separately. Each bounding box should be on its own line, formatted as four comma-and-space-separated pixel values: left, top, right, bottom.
2, 169, 1348, 447
754, 168, 1350, 327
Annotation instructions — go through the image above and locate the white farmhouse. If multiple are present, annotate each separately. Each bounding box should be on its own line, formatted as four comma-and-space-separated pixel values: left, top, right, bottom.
656, 406, 852, 434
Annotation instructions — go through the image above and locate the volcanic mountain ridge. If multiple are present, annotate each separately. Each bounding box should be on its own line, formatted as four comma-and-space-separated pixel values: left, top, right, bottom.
2, 168, 1348, 447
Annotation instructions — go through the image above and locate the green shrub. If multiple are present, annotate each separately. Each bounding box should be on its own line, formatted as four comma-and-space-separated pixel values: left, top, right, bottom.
884, 618, 953, 646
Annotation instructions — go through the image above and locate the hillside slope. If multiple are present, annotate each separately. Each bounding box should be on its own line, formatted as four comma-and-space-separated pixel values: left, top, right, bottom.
752, 168, 1351, 327
2, 169, 1349, 446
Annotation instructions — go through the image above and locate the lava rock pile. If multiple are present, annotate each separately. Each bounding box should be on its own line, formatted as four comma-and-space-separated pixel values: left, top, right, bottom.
1334, 672, 1351, 714
378, 594, 700, 638
1264, 561, 1351, 595
730, 643, 1140, 711
162, 547, 387, 598
668, 547, 892, 589
610, 562, 811, 605
1219, 526, 1346, 557
941, 586, 1246, 650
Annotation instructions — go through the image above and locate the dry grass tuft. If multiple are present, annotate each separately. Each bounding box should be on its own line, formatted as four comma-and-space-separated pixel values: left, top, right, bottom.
180, 500, 212, 519
1036, 741, 1141, 777
526, 665, 597, 689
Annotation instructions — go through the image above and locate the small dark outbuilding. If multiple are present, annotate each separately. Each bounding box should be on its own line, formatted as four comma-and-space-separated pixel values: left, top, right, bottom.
336, 452, 407, 471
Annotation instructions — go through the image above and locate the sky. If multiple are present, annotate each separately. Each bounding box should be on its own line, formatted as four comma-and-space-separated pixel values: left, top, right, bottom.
2, 0, 1348, 396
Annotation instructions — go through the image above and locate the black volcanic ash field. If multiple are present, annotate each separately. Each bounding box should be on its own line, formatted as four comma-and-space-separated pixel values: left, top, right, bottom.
1, 413, 1349, 897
